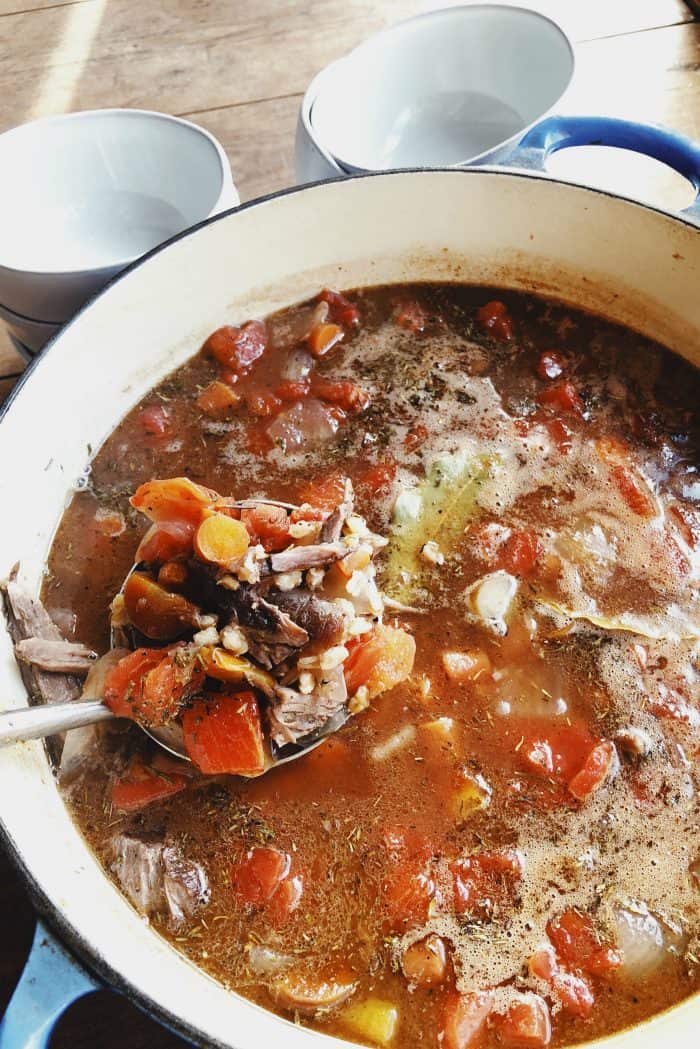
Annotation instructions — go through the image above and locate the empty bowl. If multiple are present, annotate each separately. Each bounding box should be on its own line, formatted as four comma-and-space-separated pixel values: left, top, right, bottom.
297, 4, 574, 180
0, 109, 239, 324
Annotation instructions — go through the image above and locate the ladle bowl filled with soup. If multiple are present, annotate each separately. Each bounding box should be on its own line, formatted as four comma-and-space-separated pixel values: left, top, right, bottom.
0, 167, 698, 1049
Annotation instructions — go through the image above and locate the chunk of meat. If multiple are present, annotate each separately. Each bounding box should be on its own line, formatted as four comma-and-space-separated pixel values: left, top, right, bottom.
2, 573, 83, 705
14, 638, 96, 674
269, 540, 348, 573
110, 833, 210, 925
268, 667, 347, 747
267, 588, 350, 645
228, 586, 309, 647
319, 479, 354, 542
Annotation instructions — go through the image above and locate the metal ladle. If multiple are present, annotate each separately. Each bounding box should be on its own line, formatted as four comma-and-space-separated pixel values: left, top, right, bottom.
0, 499, 350, 772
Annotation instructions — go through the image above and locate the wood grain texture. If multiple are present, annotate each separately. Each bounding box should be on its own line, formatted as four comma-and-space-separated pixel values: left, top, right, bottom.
0, 0, 694, 132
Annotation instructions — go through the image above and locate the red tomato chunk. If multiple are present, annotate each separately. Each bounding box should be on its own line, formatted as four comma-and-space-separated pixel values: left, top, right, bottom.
206, 320, 268, 376
476, 301, 514, 341
139, 404, 171, 436
496, 993, 551, 1047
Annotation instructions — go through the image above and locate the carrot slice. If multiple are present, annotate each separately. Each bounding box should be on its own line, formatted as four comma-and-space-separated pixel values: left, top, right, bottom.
344, 625, 415, 699
194, 513, 250, 568
111, 760, 187, 812
131, 477, 218, 524
123, 571, 200, 640
182, 692, 265, 775
308, 322, 344, 358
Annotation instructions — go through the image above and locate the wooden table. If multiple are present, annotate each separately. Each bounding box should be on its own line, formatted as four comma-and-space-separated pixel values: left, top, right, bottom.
0, 1, 698, 1044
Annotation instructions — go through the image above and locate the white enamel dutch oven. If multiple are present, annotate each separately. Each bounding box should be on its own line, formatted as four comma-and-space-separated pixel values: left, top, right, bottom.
0, 118, 699, 1049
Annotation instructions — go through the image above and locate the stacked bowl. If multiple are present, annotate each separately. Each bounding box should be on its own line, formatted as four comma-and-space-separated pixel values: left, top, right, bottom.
0, 109, 238, 356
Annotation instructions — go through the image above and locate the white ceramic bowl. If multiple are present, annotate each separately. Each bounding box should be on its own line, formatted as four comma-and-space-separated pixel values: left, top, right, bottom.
0, 168, 698, 1048
297, 4, 574, 182
0, 109, 239, 323
0, 301, 61, 354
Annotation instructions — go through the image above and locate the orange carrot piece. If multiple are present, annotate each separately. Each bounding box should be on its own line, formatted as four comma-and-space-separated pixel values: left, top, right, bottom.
182, 692, 265, 776
194, 513, 250, 568
308, 323, 344, 358
196, 380, 241, 418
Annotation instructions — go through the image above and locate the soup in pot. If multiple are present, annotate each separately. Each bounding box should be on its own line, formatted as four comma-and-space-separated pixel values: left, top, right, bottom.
26, 284, 700, 1048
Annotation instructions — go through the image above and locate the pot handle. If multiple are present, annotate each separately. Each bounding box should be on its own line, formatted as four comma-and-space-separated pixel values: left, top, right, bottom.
497, 114, 700, 225
0, 921, 99, 1048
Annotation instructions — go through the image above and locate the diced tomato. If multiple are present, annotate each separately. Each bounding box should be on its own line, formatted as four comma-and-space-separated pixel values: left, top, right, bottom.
443, 990, 494, 1049
404, 424, 429, 452
139, 403, 171, 437
476, 301, 514, 341
104, 646, 203, 726
528, 946, 594, 1018
245, 423, 274, 456
358, 460, 396, 495
298, 474, 347, 512
196, 380, 241, 418
383, 861, 436, 930
567, 740, 616, 800
182, 691, 265, 776
111, 759, 187, 813
247, 391, 283, 417
268, 873, 304, 926
137, 520, 195, 564
103, 648, 169, 718
310, 375, 370, 412
394, 299, 429, 333
319, 288, 361, 329
240, 504, 290, 552
451, 851, 522, 918
231, 846, 291, 906
544, 417, 573, 454
498, 529, 541, 577
536, 352, 565, 381
647, 683, 699, 726
275, 379, 311, 402
383, 827, 435, 864
205, 320, 268, 376
131, 477, 217, 525
308, 323, 344, 358
538, 381, 583, 416
344, 625, 415, 699
496, 993, 551, 1047
547, 910, 622, 975
519, 725, 596, 783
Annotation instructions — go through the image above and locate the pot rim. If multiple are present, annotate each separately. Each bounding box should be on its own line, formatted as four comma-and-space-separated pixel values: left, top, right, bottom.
0, 164, 697, 1048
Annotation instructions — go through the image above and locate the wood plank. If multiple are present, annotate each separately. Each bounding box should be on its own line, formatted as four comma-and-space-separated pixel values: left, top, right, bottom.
0, 0, 90, 16
0, 1, 694, 133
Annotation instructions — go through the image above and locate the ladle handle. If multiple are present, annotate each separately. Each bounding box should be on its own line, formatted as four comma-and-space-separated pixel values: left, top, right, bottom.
0, 699, 113, 745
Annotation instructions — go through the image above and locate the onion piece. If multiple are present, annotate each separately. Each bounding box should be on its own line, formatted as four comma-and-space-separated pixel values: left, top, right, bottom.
267, 398, 339, 451
614, 900, 685, 977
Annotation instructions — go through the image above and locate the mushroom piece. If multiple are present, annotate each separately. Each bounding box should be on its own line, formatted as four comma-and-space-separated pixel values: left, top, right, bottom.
269, 969, 358, 1014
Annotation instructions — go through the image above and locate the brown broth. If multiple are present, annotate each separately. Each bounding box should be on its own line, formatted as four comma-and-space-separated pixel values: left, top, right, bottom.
45, 285, 700, 1049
